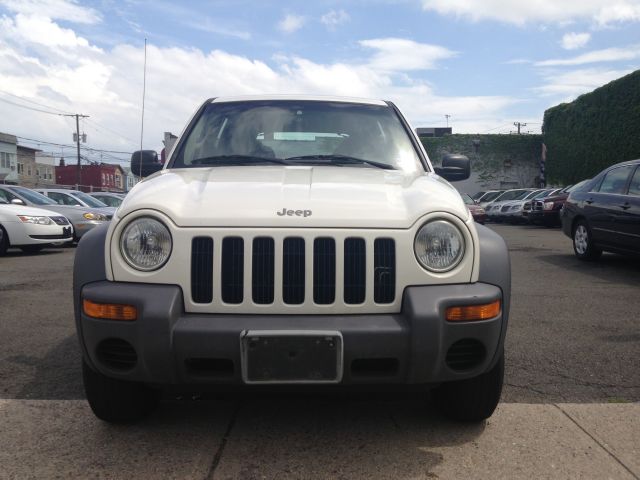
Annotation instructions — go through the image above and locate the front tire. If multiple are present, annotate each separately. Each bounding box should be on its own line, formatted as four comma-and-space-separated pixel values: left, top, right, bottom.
20, 245, 44, 254
433, 353, 504, 422
82, 360, 160, 423
0, 226, 8, 256
572, 220, 602, 261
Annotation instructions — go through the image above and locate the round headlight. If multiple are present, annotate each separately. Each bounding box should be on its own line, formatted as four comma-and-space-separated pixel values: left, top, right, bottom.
414, 220, 465, 272
120, 217, 172, 271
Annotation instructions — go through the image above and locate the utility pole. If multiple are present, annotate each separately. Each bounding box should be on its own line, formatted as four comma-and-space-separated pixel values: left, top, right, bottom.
445, 114, 451, 128
63, 113, 89, 187
513, 121, 527, 135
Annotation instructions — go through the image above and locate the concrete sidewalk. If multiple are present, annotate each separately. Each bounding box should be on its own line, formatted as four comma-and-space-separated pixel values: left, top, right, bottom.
0, 400, 637, 479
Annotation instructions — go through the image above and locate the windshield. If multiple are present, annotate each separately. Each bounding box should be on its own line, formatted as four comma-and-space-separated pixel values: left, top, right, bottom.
524, 189, 546, 200
70, 191, 108, 208
461, 193, 475, 205
479, 191, 501, 202
10, 186, 58, 205
172, 101, 423, 172
494, 189, 530, 202
566, 180, 589, 192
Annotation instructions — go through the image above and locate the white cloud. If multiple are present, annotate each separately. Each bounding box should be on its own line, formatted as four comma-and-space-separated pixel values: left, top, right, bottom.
321, 9, 350, 28
421, 0, 640, 26
0, 11, 517, 157
0, 0, 101, 24
535, 45, 640, 66
534, 67, 633, 98
277, 13, 305, 34
360, 38, 456, 71
561, 32, 591, 50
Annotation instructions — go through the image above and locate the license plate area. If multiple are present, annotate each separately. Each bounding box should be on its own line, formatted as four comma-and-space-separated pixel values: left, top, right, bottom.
241, 330, 343, 384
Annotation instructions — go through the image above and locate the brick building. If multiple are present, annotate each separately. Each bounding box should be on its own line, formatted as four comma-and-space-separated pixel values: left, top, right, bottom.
55, 163, 126, 192
0, 132, 18, 184
16, 145, 40, 187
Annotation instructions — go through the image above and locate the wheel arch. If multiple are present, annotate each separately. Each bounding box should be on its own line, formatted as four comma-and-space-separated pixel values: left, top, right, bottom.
73, 223, 110, 368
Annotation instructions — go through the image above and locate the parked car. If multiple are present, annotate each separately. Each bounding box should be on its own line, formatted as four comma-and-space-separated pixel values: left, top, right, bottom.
529, 181, 589, 226
496, 189, 548, 223
461, 193, 487, 224
485, 189, 535, 222
75, 95, 510, 424
522, 188, 562, 221
0, 198, 73, 255
0, 185, 110, 241
35, 188, 116, 217
476, 190, 503, 208
562, 159, 640, 260
88, 192, 125, 208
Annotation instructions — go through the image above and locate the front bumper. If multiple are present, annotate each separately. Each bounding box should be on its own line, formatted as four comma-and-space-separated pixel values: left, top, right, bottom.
78, 281, 505, 387
72, 220, 106, 239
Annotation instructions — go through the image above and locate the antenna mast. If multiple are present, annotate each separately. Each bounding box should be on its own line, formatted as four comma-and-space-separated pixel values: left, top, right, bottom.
139, 38, 147, 178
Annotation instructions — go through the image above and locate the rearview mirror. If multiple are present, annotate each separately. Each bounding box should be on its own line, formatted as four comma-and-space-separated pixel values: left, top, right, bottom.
10, 198, 25, 205
131, 150, 162, 178
434, 154, 470, 182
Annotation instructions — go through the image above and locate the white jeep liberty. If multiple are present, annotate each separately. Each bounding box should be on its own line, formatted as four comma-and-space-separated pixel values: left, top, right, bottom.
74, 96, 510, 423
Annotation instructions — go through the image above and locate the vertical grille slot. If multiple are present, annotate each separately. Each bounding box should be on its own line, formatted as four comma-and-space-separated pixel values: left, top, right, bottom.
374, 238, 395, 303
252, 237, 274, 304
344, 238, 366, 304
282, 237, 305, 304
313, 237, 336, 305
191, 237, 214, 303
221, 237, 244, 304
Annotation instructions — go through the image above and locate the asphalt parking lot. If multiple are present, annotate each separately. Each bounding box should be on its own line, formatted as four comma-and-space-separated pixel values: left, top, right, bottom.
1, 224, 639, 478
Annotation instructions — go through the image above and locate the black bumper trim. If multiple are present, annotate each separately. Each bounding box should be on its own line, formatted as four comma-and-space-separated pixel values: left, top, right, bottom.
79, 281, 505, 386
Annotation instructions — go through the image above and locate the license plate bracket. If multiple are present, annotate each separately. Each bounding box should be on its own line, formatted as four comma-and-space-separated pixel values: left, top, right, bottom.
240, 330, 343, 384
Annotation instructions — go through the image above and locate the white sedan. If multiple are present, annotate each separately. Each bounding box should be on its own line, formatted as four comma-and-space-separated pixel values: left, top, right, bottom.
0, 200, 74, 255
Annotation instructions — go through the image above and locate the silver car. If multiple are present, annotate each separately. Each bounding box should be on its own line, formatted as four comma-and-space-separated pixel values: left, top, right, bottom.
0, 186, 110, 241
35, 188, 116, 217
88, 192, 125, 208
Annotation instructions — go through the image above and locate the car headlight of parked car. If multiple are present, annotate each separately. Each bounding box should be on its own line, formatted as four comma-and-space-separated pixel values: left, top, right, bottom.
543, 201, 555, 210
120, 216, 172, 271
83, 212, 108, 221
18, 215, 53, 225
414, 219, 465, 272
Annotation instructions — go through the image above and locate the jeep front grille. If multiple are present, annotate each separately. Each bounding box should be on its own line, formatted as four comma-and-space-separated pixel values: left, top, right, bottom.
191, 237, 214, 303
252, 237, 275, 304
374, 238, 395, 303
282, 237, 305, 304
190, 235, 396, 309
221, 237, 244, 304
344, 238, 366, 304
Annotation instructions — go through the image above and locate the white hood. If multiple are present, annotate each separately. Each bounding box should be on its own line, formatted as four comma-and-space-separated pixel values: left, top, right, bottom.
0, 203, 63, 220
117, 166, 470, 229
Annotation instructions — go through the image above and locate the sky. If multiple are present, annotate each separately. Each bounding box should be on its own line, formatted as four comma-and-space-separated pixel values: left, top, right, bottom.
0, 0, 639, 166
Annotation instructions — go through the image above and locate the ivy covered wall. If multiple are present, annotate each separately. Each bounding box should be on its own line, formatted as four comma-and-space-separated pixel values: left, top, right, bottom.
543, 69, 640, 184
420, 134, 543, 194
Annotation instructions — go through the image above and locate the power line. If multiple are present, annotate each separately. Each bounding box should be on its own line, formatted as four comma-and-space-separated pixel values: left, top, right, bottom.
0, 96, 67, 116
16, 136, 134, 154
84, 118, 139, 146
0, 90, 73, 115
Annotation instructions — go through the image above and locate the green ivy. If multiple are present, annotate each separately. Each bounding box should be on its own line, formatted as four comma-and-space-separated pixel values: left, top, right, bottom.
543, 69, 640, 184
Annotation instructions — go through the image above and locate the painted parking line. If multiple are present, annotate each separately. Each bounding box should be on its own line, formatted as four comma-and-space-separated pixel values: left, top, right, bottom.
0, 400, 637, 479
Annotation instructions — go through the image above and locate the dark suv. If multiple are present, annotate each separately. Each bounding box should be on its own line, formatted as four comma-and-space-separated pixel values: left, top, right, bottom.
562, 159, 640, 260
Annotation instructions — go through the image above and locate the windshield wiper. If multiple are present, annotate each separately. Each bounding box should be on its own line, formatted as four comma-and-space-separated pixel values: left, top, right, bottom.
284, 154, 396, 170
191, 155, 290, 166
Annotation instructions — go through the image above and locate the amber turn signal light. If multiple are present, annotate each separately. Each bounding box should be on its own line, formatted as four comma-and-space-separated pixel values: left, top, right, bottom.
446, 300, 501, 322
83, 299, 137, 321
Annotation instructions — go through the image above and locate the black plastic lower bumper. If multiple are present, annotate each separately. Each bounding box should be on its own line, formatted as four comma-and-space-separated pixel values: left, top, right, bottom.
79, 281, 506, 387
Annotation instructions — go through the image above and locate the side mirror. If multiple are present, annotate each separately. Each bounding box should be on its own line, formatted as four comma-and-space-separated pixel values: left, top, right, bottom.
434, 154, 470, 182
131, 150, 162, 178
10, 198, 25, 205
